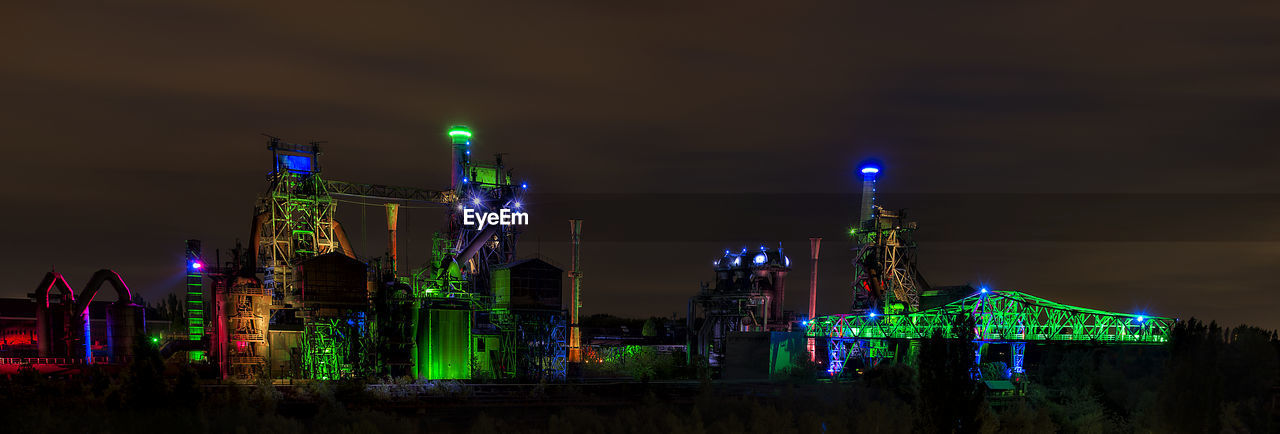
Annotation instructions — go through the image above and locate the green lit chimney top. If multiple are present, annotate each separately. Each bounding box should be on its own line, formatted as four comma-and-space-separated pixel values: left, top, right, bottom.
448, 125, 471, 144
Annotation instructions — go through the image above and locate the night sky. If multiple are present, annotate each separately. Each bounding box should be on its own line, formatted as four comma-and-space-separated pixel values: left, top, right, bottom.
3, 2, 1278, 330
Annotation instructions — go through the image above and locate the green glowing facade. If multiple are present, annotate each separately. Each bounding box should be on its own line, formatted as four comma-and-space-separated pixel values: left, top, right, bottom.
418, 306, 472, 380
185, 240, 206, 362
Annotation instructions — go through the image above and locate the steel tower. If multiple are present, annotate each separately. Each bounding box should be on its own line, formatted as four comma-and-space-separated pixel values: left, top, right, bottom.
850, 163, 926, 315
257, 138, 338, 305
185, 240, 206, 362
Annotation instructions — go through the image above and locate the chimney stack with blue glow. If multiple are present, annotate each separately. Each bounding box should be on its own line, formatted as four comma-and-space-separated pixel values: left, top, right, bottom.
858, 162, 880, 225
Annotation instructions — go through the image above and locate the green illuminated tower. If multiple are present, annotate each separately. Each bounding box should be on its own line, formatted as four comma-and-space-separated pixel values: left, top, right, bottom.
185, 239, 206, 362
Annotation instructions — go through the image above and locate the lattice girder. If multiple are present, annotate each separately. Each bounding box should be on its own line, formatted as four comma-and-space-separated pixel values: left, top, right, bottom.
810, 290, 1172, 344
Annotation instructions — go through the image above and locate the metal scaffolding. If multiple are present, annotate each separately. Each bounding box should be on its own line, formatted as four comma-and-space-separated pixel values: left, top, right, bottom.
258, 138, 338, 305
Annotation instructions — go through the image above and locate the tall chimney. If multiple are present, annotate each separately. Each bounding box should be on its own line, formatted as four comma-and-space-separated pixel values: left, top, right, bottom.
808, 237, 821, 321
448, 125, 471, 189
808, 237, 821, 361
858, 164, 880, 225
568, 219, 583, 363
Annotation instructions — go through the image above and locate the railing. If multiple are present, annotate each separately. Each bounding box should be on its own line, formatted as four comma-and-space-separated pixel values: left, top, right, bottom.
230, 286, 268, 296
229, 333, 266, 342
0, 356, 131, 365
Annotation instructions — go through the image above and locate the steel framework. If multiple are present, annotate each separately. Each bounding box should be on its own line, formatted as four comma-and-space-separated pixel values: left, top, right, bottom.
814, 290, 1171, 343
324, 180, 457, 204
851, 207, 925, 314
259, 139, 338, 304
810, 289, 1174, 375
547, 315, 568, 381
302, 318, 344, 380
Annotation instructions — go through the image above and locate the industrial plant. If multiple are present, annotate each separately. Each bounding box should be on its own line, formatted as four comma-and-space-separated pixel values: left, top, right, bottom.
0, 127, 1177, 390
1, 126, 571, 383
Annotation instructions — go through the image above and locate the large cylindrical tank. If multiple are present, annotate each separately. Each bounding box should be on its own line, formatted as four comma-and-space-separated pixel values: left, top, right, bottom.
106, 303, 146, 360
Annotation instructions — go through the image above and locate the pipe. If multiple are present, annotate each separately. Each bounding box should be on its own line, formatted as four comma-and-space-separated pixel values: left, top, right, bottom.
332, 220, 357, 259
808, 237, 822, 361
687, 297, 696, 364
808, 238, 821, 322
385, 203, 399, 275
248, 212, 268, 272
456, 224, 498, 266
76, 269, 135, 361
32, 271, 76, 357
77, 269, 133, 309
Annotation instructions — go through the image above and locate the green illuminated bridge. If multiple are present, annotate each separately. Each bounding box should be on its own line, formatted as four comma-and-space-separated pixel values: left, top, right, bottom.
808, 290, 1173, 343
807, 290, 1174, 375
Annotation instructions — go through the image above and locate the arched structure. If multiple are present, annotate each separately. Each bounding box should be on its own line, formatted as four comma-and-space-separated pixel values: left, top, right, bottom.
30, 270, 145, 361
31, 272, 79, 358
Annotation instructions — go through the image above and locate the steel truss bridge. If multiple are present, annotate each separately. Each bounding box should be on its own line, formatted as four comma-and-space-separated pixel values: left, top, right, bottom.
807, 290, 1174, 375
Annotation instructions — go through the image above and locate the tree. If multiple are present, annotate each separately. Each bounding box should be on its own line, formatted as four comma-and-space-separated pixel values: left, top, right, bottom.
917, 314, 988, 434
641, 318, 658, 338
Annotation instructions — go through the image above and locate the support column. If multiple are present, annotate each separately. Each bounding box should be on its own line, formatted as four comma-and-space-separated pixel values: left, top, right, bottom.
1011, 342, 1026, 374
385, 203, 399, 275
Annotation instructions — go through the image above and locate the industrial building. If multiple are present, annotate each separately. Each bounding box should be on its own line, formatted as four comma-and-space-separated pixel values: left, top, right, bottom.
0, 126, 569, 382
688, 245, 801, 378
180, 126, 569, 382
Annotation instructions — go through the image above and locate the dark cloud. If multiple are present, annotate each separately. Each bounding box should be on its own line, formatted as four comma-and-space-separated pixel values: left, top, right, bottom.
2, 1, 1278, 329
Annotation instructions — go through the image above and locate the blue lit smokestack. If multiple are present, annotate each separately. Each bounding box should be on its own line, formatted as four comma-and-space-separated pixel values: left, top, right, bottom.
858, 162, 881, 224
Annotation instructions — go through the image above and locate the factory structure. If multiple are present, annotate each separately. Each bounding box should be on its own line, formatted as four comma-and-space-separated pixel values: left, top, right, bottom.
803, 163, 1175, 379
0, 128, 1177, 386
0, 126, 569, 382
181, 126, 568, 382
686, 162, 1175, 381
